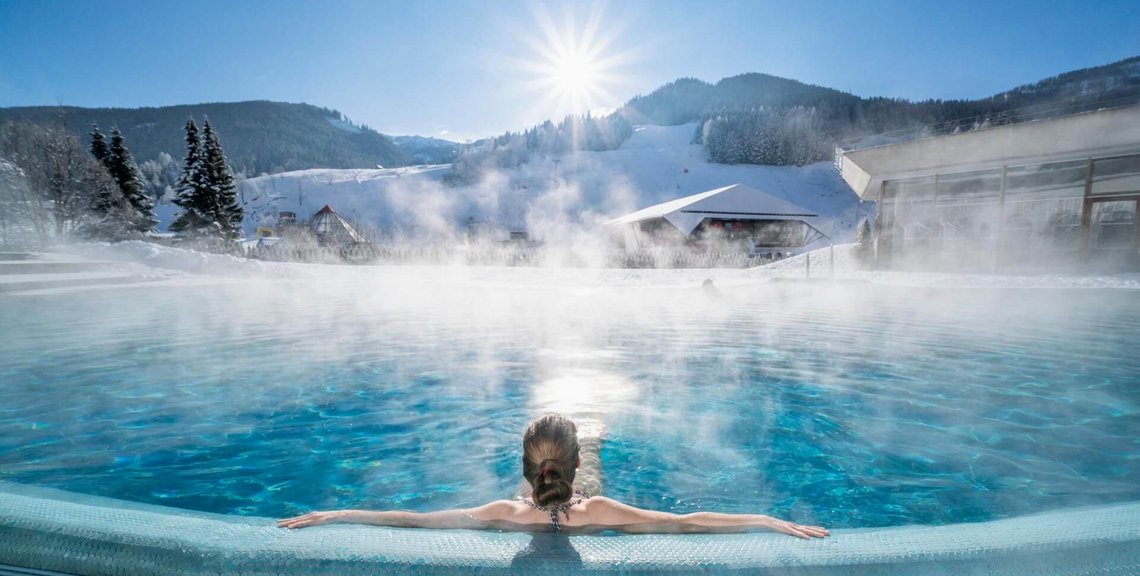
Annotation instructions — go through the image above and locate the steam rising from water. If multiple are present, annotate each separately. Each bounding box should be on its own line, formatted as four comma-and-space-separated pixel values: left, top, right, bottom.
1, 265, 1137, 527
240, 156, 647, 254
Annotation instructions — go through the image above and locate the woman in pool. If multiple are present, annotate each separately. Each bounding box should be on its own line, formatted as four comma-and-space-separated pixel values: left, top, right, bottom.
278, 413, 829, 538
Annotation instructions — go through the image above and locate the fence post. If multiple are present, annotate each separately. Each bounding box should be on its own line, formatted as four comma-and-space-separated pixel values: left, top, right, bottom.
830, 244, 835, 278
806, 253, 811, 278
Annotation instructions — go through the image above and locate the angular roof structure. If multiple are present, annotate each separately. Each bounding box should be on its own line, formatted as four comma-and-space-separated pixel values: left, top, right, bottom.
838, 104, 1140, 202
310, 205, 365, 245
606, 183, 820, 236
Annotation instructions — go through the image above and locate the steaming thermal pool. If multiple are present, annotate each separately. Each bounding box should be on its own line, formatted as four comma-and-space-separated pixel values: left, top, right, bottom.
1, 272, 1138, 532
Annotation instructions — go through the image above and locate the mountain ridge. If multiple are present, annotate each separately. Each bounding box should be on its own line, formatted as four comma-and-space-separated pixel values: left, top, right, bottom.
2, 55, 1136, 175
448, 55, 1139, 176
0, 100, 410, 175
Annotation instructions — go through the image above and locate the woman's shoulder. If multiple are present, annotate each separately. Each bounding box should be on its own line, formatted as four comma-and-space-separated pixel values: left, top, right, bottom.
578, 496, 624, 515
577, 496, 675, 526
470, 499, 531, 521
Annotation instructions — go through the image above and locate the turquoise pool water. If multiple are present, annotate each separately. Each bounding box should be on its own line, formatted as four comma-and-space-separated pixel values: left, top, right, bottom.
1, 277, 1137, 529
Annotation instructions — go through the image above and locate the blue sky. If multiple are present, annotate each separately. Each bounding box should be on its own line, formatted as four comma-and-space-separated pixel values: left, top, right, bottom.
1, 0, 1137, 141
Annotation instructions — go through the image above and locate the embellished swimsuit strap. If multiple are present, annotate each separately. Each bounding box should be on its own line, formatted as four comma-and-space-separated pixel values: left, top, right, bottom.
523, 494, 586, 532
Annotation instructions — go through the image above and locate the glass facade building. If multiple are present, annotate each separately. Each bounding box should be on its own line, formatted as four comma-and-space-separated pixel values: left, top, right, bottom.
839, 106, 1140, 272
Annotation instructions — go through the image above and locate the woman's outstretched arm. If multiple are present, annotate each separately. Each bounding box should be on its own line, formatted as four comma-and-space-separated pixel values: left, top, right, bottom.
586, 497, 829, 539
277, 500, 518, 530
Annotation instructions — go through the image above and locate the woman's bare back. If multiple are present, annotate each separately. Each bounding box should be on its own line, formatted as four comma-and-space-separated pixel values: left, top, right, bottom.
278, 413, 827, 539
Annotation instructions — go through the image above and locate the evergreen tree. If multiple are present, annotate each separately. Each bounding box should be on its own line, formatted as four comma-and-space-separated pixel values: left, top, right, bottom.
89, 124, 111, 169
108, 128, 157, 232
169, 119, 211, 235
81, 172, 138, 241
87, 124, 123, 233
201, 120, 243, 240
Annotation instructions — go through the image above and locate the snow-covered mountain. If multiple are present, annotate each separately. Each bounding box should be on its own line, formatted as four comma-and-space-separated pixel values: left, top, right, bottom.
392, 136, 460, 165
154, 123, 871, 245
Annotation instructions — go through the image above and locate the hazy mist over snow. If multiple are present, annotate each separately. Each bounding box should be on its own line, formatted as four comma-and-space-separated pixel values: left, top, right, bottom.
49, 240, 1140, 292
190, 124, 869, 246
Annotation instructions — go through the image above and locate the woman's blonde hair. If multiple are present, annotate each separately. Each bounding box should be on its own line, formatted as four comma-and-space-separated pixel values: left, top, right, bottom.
522, 413, 579, 507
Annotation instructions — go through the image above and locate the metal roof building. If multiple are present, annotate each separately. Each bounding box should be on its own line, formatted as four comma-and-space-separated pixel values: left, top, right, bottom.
607, 184, 826, 252
836, 105, 1140, 271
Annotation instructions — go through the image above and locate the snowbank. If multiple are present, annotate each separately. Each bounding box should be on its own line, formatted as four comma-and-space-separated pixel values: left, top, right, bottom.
55, 241, 311, 279
750, 244, 1140, 290
42, 241, 1140, 292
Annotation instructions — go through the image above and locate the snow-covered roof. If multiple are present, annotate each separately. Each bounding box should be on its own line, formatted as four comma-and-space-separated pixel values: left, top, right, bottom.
606, 183, 819, 236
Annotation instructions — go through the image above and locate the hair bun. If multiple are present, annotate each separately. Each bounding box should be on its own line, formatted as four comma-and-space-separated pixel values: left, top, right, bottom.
538, 459, 564, 482
522, 414, 580, 507
533, 478, 572, 507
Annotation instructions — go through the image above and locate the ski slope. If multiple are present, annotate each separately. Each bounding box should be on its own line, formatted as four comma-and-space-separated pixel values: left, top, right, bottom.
156, 124, 871, 244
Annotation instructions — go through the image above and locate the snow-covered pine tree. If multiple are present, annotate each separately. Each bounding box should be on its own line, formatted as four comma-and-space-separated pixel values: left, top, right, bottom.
79, 125, 136, 241
169, 119, 211, 235
201, 120, 242, 240
80, 168, 138, 241
86, 124, 126, 236
108, 128, 157, 233
89, 124, 111, 169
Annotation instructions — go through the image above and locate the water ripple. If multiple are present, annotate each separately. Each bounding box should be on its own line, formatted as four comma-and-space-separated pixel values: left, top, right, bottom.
1, 282, 1138, 527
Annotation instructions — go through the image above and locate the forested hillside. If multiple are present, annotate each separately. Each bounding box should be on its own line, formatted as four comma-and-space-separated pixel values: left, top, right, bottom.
639, 56, 1140, 166
0, 101, 409, 176
445, 113, 633, 185
3, 55, 1135, 185
452, 55, 1140, 179
393, 135, 461, 165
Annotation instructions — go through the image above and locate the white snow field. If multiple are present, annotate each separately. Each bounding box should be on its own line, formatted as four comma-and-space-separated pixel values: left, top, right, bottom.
2, 241, 1131, 297
151, 124, 873, 244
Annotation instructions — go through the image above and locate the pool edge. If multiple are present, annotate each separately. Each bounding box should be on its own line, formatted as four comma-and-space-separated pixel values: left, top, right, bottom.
2, 481, 1139, 575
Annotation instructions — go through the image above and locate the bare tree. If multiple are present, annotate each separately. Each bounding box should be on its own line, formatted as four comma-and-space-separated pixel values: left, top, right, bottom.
0, 121, 125, 246
0, 158, 39, 247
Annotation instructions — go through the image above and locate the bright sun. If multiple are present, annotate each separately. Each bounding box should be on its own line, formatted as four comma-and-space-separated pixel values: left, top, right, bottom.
514, 3, 631, 118
551, 50, 599, 98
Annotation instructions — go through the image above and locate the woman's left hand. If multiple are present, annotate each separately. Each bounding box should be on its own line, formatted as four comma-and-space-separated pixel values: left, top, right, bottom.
763, 517, 829, 539
277, 510, 348, 529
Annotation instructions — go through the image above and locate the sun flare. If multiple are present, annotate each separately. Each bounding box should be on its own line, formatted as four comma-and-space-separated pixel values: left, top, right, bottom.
513, 3, 634, 120
551, 50, 600, 98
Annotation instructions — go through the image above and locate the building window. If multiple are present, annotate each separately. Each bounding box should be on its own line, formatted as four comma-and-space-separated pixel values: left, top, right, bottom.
935, 168, 1002, 267
1092, 201, 1137, 250
884, 176, 935, 265
1048, 212, 1081, 250
1004, 160, 1087, 265
1091, 154, 1140, 197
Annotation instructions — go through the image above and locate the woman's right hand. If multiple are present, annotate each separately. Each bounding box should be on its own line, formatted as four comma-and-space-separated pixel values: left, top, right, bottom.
277, 510, 350, 529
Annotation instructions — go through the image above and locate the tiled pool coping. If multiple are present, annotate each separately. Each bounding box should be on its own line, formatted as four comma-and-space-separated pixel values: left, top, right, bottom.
1, 481, 1138, 575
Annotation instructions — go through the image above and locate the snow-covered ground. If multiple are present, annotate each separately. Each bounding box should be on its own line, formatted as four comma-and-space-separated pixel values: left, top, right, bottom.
153, 124, 873, 245
123, 125, 1138, 291
25, 241, 1140, 295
